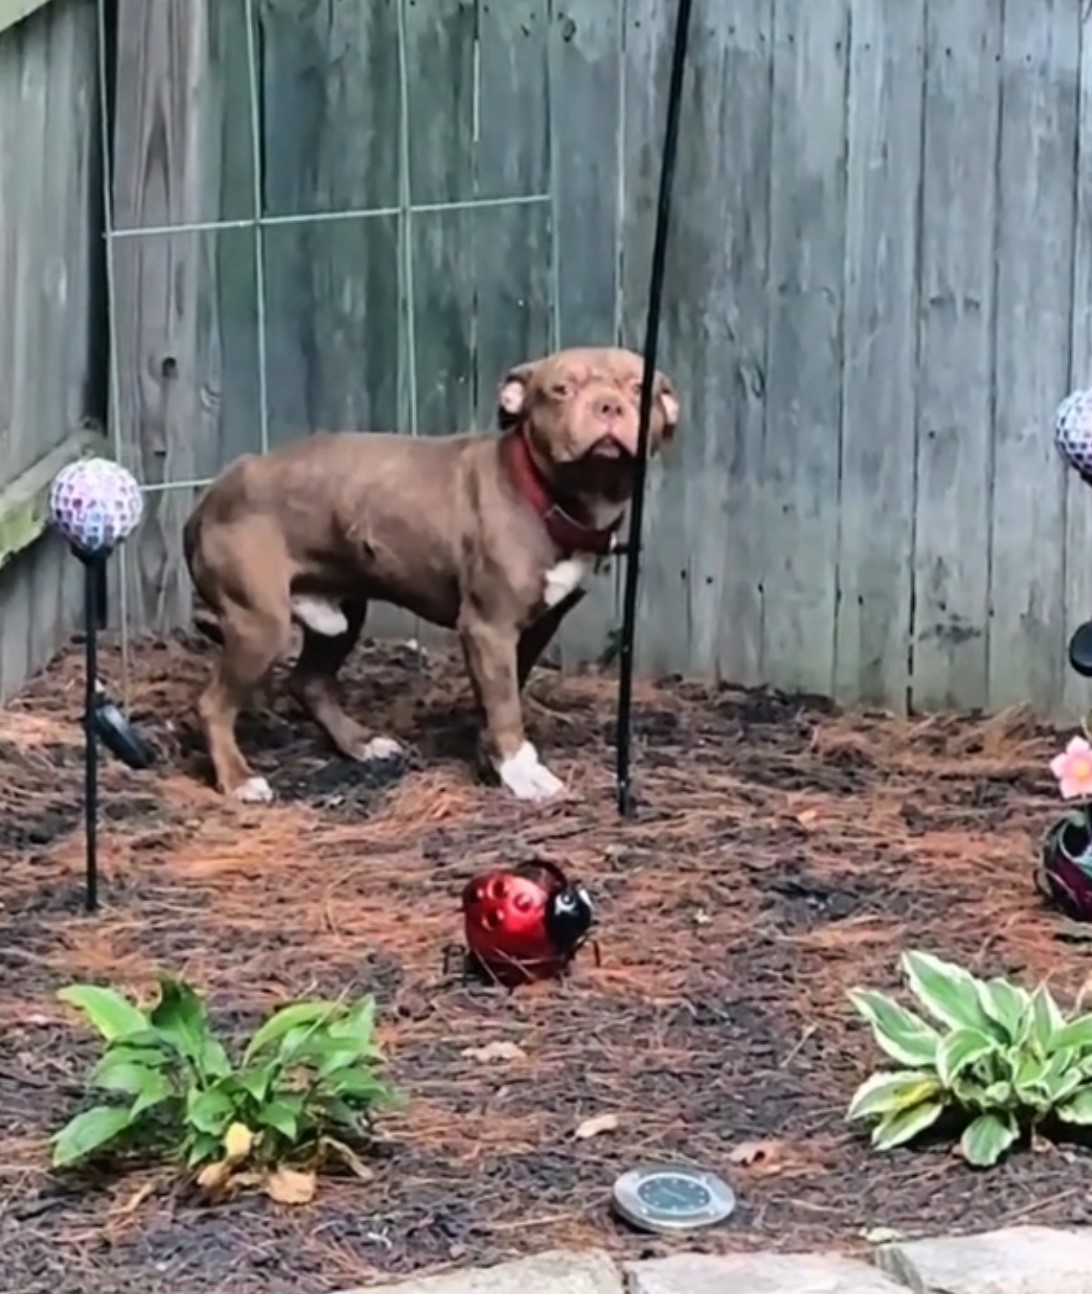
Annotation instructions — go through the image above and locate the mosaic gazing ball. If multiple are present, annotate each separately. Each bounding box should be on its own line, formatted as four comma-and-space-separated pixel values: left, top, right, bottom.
49, 457, 143, 555
1055, 389, 1092, 484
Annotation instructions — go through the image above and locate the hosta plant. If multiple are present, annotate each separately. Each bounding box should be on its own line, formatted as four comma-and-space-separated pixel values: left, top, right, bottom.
846, 950, 1092, 1167
52, 977, 400, 1202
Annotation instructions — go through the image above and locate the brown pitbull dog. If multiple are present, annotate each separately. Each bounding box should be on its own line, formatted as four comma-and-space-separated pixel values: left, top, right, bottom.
183, 346, 679, 805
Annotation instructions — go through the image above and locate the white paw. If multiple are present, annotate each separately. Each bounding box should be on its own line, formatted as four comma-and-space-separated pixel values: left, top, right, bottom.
291, 595, 349, 637
355, 735, 404, 762
495, 741, 565, 802
232, 776, 274, 804
543, 557, 591, 609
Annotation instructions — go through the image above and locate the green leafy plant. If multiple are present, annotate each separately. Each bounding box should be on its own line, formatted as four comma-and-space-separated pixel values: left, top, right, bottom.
52, 977, 400, 1201
846, 950, 1092, 1168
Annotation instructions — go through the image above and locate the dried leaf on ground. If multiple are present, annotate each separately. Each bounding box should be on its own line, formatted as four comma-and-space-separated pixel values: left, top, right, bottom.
223, 1122, 255, 1164
460, 1041, 527, 1063
727, 1138, 785, 1170
574, 1112, 619, 1140
321, 1136, 375, 1181
110, 1179, 157, 1219
196, 1160, 232, 1193
264, 1167, 317, 1205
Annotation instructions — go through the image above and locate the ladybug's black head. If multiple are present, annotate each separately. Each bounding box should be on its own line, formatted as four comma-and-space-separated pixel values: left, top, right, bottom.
544, 883, 594, 953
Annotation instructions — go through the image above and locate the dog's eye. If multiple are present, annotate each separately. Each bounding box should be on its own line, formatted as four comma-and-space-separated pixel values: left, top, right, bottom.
551, 382, 571, 399
632, 381, 644, 400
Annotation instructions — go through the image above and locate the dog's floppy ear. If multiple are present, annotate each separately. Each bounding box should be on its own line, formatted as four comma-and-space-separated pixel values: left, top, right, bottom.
657, 371, 680, 442
497, 361, 539, 430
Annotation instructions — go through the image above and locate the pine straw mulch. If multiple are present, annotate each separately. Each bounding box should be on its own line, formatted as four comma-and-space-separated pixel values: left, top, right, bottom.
1, 629, 1091, 1294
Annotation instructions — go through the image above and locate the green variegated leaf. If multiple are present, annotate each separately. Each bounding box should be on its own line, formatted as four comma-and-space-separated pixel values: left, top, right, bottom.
960, 1112, 1019, 1167
1047, 1012, 1092, 1056
847, 989, 941, 1067
899, 952, 997, 1036
1055, 1087, 1092, 1125
1028, 985, 1067, 1055
870, 1100, 945, 1152
846, 1071, 943, 1122
978, 978, 1032, 1043
936, 1029, 997, 1088
1012, 1052, 1046, 1094
978, 1080, 1013, 1110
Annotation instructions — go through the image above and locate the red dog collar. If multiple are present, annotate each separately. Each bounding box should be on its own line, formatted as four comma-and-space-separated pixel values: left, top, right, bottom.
500, 428, 623, 558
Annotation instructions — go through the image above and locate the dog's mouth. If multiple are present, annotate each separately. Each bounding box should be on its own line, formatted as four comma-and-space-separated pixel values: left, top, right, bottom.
586, 435, 633, 461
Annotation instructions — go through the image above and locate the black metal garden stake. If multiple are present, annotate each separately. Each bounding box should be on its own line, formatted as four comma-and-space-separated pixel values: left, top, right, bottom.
615, 0, 695, 817
49, 457, 154, 912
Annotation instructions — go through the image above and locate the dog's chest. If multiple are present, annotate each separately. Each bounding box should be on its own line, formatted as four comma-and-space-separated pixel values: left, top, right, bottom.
542, 555, 593, 610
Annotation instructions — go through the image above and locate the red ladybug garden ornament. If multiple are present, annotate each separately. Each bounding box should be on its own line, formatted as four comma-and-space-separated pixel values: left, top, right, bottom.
457, 860, 597, 987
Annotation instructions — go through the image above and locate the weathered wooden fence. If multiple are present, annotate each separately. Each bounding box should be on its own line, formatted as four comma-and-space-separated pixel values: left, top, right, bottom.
96, 0, 1092, 719
0, 0, 106, 701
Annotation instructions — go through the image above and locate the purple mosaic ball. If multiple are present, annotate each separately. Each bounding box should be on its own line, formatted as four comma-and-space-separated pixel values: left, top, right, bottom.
49, 457, 143, 555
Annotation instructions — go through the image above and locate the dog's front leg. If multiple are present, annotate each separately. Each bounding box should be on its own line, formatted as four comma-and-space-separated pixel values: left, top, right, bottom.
459, 612, 565, 803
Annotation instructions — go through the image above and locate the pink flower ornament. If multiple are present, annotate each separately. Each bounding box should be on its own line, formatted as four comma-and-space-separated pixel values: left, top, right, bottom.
1051, 736, 1092, 801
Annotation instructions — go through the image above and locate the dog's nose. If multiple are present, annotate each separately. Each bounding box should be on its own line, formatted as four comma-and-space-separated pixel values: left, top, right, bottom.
593, 395, 625, 422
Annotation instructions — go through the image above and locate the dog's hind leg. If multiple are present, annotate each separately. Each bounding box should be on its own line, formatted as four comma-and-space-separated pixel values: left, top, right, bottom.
198, 595, 293, 803
287, 600, 403, 762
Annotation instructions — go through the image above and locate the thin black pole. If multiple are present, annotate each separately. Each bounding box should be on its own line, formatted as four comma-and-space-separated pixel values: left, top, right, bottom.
615, 0, 694, 817
83, 555, 101, 912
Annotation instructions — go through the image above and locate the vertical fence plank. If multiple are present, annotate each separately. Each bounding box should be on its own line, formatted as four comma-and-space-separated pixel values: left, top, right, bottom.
619, 0, 688, 676
112, 0, 226, 631
1064, 6, 1092, 723
987, 0, 1078, 712
707, 1, 773, 688
622, 0, 774, 683
834, 0, 925, 709
760, 0, 849, 698
404, 0, 477, 439
260, 0, 402, 444
911, 0, 1003, 712
475, 0, 552, 425
549, 0, 624, 668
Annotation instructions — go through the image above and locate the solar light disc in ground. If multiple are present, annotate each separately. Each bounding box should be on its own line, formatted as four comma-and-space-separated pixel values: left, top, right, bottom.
611, 1162, 736, 1234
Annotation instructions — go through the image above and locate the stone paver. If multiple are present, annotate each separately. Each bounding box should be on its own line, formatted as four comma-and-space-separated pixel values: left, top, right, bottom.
626, 1251, 907, 1294
875, 1225, 1092, 1294
333, 1228, 1092, 1294
337, 1248, 624, 1294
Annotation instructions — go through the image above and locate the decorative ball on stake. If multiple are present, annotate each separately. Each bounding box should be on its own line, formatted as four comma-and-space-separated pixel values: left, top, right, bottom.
48, 455, 153, 915
49, 456, 144, 556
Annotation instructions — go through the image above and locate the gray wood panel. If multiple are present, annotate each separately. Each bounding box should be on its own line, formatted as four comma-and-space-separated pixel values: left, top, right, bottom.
474, 0, 552, 426
260, 0, 402, 444
618, 0, 686, 678
706, 0, 772, 689
0, 0, 102, 701
86, 0, 1092, 717
760, 0, 849, 698
1063, 2, 1092, 724
911, 0, 1003, 712
404, 0, 477, 438
549, 0, 624, 669
111, 0, 229, 631
988, 0, 1078, 712
833, 0, 924, 709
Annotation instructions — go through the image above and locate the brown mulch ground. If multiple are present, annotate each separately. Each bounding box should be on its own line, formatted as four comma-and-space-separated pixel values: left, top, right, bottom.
1, 629, 1091, 1294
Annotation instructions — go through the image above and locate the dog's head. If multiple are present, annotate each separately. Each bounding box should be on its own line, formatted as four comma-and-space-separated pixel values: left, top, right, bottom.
496, 348, 680, 496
